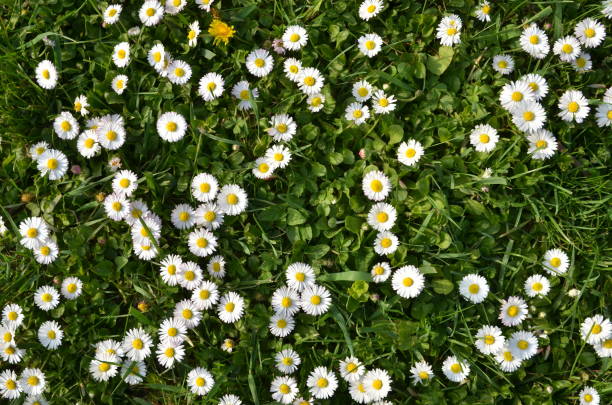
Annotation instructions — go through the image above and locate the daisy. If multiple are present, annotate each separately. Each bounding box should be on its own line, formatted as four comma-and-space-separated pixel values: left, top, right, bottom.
29, 141, 50, 160
111, 74, 128, 94
53, 111, 79, 139
0, 323, 16, 345
275, 348, 301, 374
133, 239, 158, 260
1, 343, 24, 364
581, 315, 611, 345
339, 356, 365, 382
397, 139, 424, 166
265, 144, 292, 169
524, 274, 551, 297
207, 256, 226, 279
603, 87, 612, 104
156, 111, 187, 142
35, 60, 57, 89
0, 369, 21, 399
475, 325, 505, 355
286, 262, 316, 292
499, 80, 535, 112
604, 0, 612, 19
370, 262, 392, 283
131, 217, 161, 244
269, 313, 295, 337
103, 4, 122, 25
191, 281, 219, 310
139, 0, 164, 26
475, 1, 491, 22
358, 33, 383, 57
121, 360, 146, 385
159, 254, 181, 286
188, 228, 217, 257
170, 203, 195, 230
165, 0, 187, 14
219, 394, 242, 405
20, 368, 45, 396
579, 386, 600, 405
253, 157, 275, 179
283, 25, 308, 50
96, 339, 124, 358
104, 193, 130, 221
246, 49, 274, 77
436, 15, 462, 46
112, 42, 130, 67
508, 330, 538, 360
231, 80, 259, 110
558, 90, 590, 123
38, 320, 63, 350
267, 114, 297, 142
349, 379, 371, 404
72, 95, 89, 116
300, 284, 331, 316
512, 101, 547, 133
33, 240, 58, 265
271, 286, 301, 317
362, 170, 391, 201
553, 36, 581, 62
470, 124, 499, 152
156, 341, 185, 368
575, 18, 606, 48
410, 361, 434, 385
198, 72, 224, 101
527, 129, 558, 160
307, 367, 338, 399
194, 203, 224, 230
359, 0, 383, 20
178, 261, 204, 290
37, 149, 68, 180
592, 337, 612, 358
271, 375, 299, 404
367, 203, 397, 232
542, 248, 570, 275
122, 328, 153, 361
442, 356, 470, 382
519, 25, 550, 58
521, 73, 549, 101
492, 55, 514, 75
218, 292, 245, 323
217, 184, 248, 215
76, 130, 100, 158
374, 231, 399, 255
499, 296, 528, 326
147, 43, 165, 68
2, 304, 24, 329
392, 265, 425, 298
283, 58, 303, 82
353, 80, 373, 102
167, 60, 192, 85
187, 367, 215, 396
297, 67, 324, 95
221, 338, 235, 353
307, 93, 325, 112
294, 398, 314, 405
495, 345, 522, 372
19, 217, 49, 249
112, 170, 138, 196
183, 21, 200, 48
595, 103, 612, 127
158, 317, 187, 345
98, 119, 126, 149
192, 173, 219, 202
372, 90, 396, 114
363, 368, 392, 401
174, 299, 202, 328
34, 285, 60, 311
572, 52, 592, 73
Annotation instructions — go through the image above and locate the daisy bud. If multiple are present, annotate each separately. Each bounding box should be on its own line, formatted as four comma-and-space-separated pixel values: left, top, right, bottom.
137, 301, 149, 312
232, 144, 240, 151
543, 23, 552, 30
95, 192, 106, 202
53, 276, 61, 285
567, 288, 580, 297
358, 148, 366, 159
481, 186, 489, 192
546, 386, 553, 393
21, 192, 34, 203
97, 237, 106, 245
127, 27, 141, 37
370, 293, 380, 302
71, 165, 81, 174
538, 311, 546, 318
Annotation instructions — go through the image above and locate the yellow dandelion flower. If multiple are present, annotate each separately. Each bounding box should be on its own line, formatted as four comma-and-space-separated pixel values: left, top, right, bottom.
208, 19, 235, 46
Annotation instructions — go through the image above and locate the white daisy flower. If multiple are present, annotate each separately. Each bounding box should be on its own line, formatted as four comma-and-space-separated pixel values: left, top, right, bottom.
362, 170, 391, 201
111, 74, 128, 94
358, 33, 383, 57
265, 144, 292, 169
442, 356, 470, 382
0, 323, 16, 345
286, 262, 316, 292
2, 304, 23, 329
1, 343, 24, 364
542, 248, 570, 275
574, 18, 606, 48
174, 299, 202, 328
191, 172, 219, 202
20, 368, 46, 396
300, 284, 331, 316
307, 93, 325, 112
512, 101, 547, 133
371, 90, 396, 114
339, 356, 365, 382
157, 111, 188, 142
470, 124, 499, 152
508, 330, 539, 360
492, 54, 514, 75
475, 325, 505, 355
103, 4, 122, 25
29, 141, 50, 160
207, 255, 226, 279
95, 339, 124, 359
359, 0, 383, 20
409, 361, 434, 385
187, 21, 200, 46
363, 368, 392, 402
579, 386, 600, 405
267, 114, 297, 142
112, 170, 138, 196
397, 139, 424, 166
133, 239, 158, 261
499, 80, 535, 112
139, 0, 164, 26
603, 87, 612, 104
495, 345, 522, 372
104, 193, 130, 221
604, 0, 612, 19
459, 274, 489, 303
218, 292, 245, 323
122, 328, 153, 361
194, 203, 224, 230
519, 24, 550, 58
121, 360, 146, 385
246, 49, 274, 77
217, 184, 248, 216
392, 265, 425, 298
97, 119, 126, 149
282, 25, 308, 50
37, 149, 68, 180
112, 42, 130, 68
499, 296, 528, 327
271, 375, 299, 404
275, 348, 301, 374
34, 285, 60, 311
524, 274, 551, 297
527, 129, 558, 160
165, 0, 187, 14
156, 341, 185, 369
130, 216, 161, 245
253, 157, 276, 179
572, 52, 592, 73
219, 394, 242, 405
436, 15, 462, 46
580, 315, 611, 345
475, 1, 491, 22
170, 203, 195, 230
187, 367, 215, 396
158, 317, 187, 346
73, 94, 89, 116
370, 262, 392, 283
178, 261, 204, 290
198, 72, 224, 101
367, 203, 397, 232
19, 217, 49, 250
191, 280, 219, 310
592, 337, 612, 358
159, 254, 182, 286
553, 36, 581, 62
558, 89, 590, 123
352, 80, 373, 102
271, 286, 301, 317
38, 320, 63, 350
53, 111, 79, 139
297, 67, 324, 95
283, 58, 303, 82
35, 60, 57, 89
231, 80, 259, 110
595, 103, 612, 127
167, 60, 192, 85
307, 367, 338, 399
187, 228, 217, 257
374, 231, 399, 255
349, 379, 371, 404
269, 313, 295, 337
147, 43, 166, 68
521, 73, 549, 101
33, 240, 59, 265
76, 130, 100, 158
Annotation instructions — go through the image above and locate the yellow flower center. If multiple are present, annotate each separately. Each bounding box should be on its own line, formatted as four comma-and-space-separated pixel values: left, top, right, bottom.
469, 283, 480, 294
317, 378, 328, 388
98, 363, 110, 372
479, 134, 490, 144
353, 110, 363, 120
226, 193, 239, 205
27, 376, 39, 386
84, 138, 95, 148
419, 371, 429, 379
289, 65, 299, 74
310, 295, 321, 305
482, 4, 490, 14
403, 277, 414, 287
199, 290, 210, 300
146, 8, 155, 17
42, 69, 50, 79
119, 178, 130, 189
290, 33, 300, 42
532, 282, 543, 291
199, 183, 210, 193
295, 272, 305, 282
576, 57, 586, 68
40, 246, 50, 256
372, 379, 383, 390
602, 339, 612, 349
274, 153, 284, 161
279, 383, 290, 394
376, 212, 389, 223
503, 351, 513, 361
380, 238, 392, 248
153, 52, 161, 62
196, 238, 208, 248
5, 346, 15, 355
281, 297, 292, 308
591, 324, 602, 335
303, 76, 315, 86
204, 211, 216, 221
106, 130, 117, 141
167, 264, 176, 275
523, 111, 535, 121
584, 394, 593, 402
116, 80, 124, 89
358, 383, 366, 392
529, 35, 540, 44
370, 179, 383, 192
47, 330, 56, 339
357, 87, 368, 97
132, 338, 143, 350
182, 309, 193, 319
207, 82, 216, 91
3, 332, 12, 342
282, 357, 293, 365
550, 257, 561, 267
174, 68, 185, 77
41, 293, 52, 302
178, 211, 189, 221
367, 5, 376, 13
36, 147, 45, 155
450, 363, 462, 373
254, 58, 265, 68
27, 228, 38, 238
118, 49, 126, 59
166, 122, 177, 132
277, 319, 287, 328
184, 271, 195, 281
7, 311, 18, 321
212, 262, 221, 272
584, 28, 595, 38
567, 101, 579, 113
276, 123, 288, 133
529, 82, 539, 92
607, 110, 612, 120
484, 335, 495, 345
74, 101, 82, 111
164, 347, 175, 357
498, 60, 507, 69
188, 30, 196, 40
535, 140, 547, 149
447, 28, 457, 35
379, 98, 389, 107
365, 40, 376, 50
259, 163, 270, 173
140, 228, 149, 237
346, 362, 358, 372
239, 90, 249, 100
47, 158, 58, 169
195, 377, 206, 387
225, 302, 235, 312
108, 9, 117, 17
507, 305, 519, 317
562, 44, 573, 54
517, 340, 529, 350
511, 91, 523, 102
374, 266, 385, 275
67, 283, 77, 293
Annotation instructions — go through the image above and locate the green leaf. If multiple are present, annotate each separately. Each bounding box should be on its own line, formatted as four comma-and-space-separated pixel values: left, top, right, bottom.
344, 216, 363, 234
387, 124, 404, 144
432, 279, 455, 295
319, 271, 372, 282
287, 208, 307, 226
426, 46, 454, 75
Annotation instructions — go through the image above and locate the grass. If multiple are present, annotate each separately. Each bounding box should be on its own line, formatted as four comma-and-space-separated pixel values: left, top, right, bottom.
0, 0, 611, 404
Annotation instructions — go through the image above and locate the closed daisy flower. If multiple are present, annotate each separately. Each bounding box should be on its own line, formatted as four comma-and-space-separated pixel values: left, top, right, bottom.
112, 170, 138, 196
470, 124, 499, 152
253, 157, 275, 179
53, 111, 79, 139
103, 4, 122, 24
459, 274, 489, 303
19, 217, 49, 249
246, 49, 274, 77
38, 320, 63, 350
104, 192, 130, 221
121, 360, 146, 385
208, 255, 226, 279
392, 265, 424, 298
174, 299, 202, 328
122, 328, 153, 361
139, 0, 164, 26
492, 54, 514, 75
198, 72, 224, 101
187, 21, 200, 46
167, 60, 192, 85
307, 367, 338, 399
271, 286, 301, 317
499, 80, 535, 112
524, 274, 551, 297
192, 173, 219, 202
367, 202, 397, 232
187, 367, 215, 396
178, 261, 203, 290
521, 73, 549, 101
475, 1, 491, 22
572, 52, 592, 73
574, 18, 606, 48
34, 285, 60, 311
595, 103, 612, 127
362, 170, 391, 201
442, 356, 470, 382
231, 80, 259, 110
191, 280, 219, 310
269, 313, 296, 337
370, 262, 392, 283
475, 325, 505, 355
188, 228, 217, 257
77, 130, 100, 158
410, 361, 434, 385
352, 80, 373, 102
33, 240, 59, 265
527, 129, 558, 160
217, 184, 248, 216
271, 375, 298, 404
112, 42, 130, 67
436, 15, 462, 46
374, 231, 399, 255
156, 341, 185, 369
267, 114, 297, 142
218, 292, 245, 323
339, 356, 365, 382
283, 58, 303, 82
307, 93, 325, 112
519, 24, 550, 58
371, 90, 396, 114
2, 304, 24, 329
495, 345, 522, 372
553, 36, 581, 62
578, 386, 600, 405
297, 67, 324, 95
558, 89, 590, 123
111, 74, 128, 94
157, 111, 187, 142
35, 60, 57, 89
542, 248, 569, 275
300, 284, 331, 316
512, 101, 546, 133
359, 0, 383, 20
508, 330, 538, 360
397, 139, 424, 166
580, 315, 611, 345
363, 368, 392, 401
499, 296, 528, 327
20, 368, 46, 396
1, 343, 24, 364
133, 239, 158, 261
0, 369, 21, 399
37, 149, 68, 180
358, 33, 383, 57
194, 203, 224, 230
286, 262, 316, 292
275, 348, 301, 374
283, 25, 308, 50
